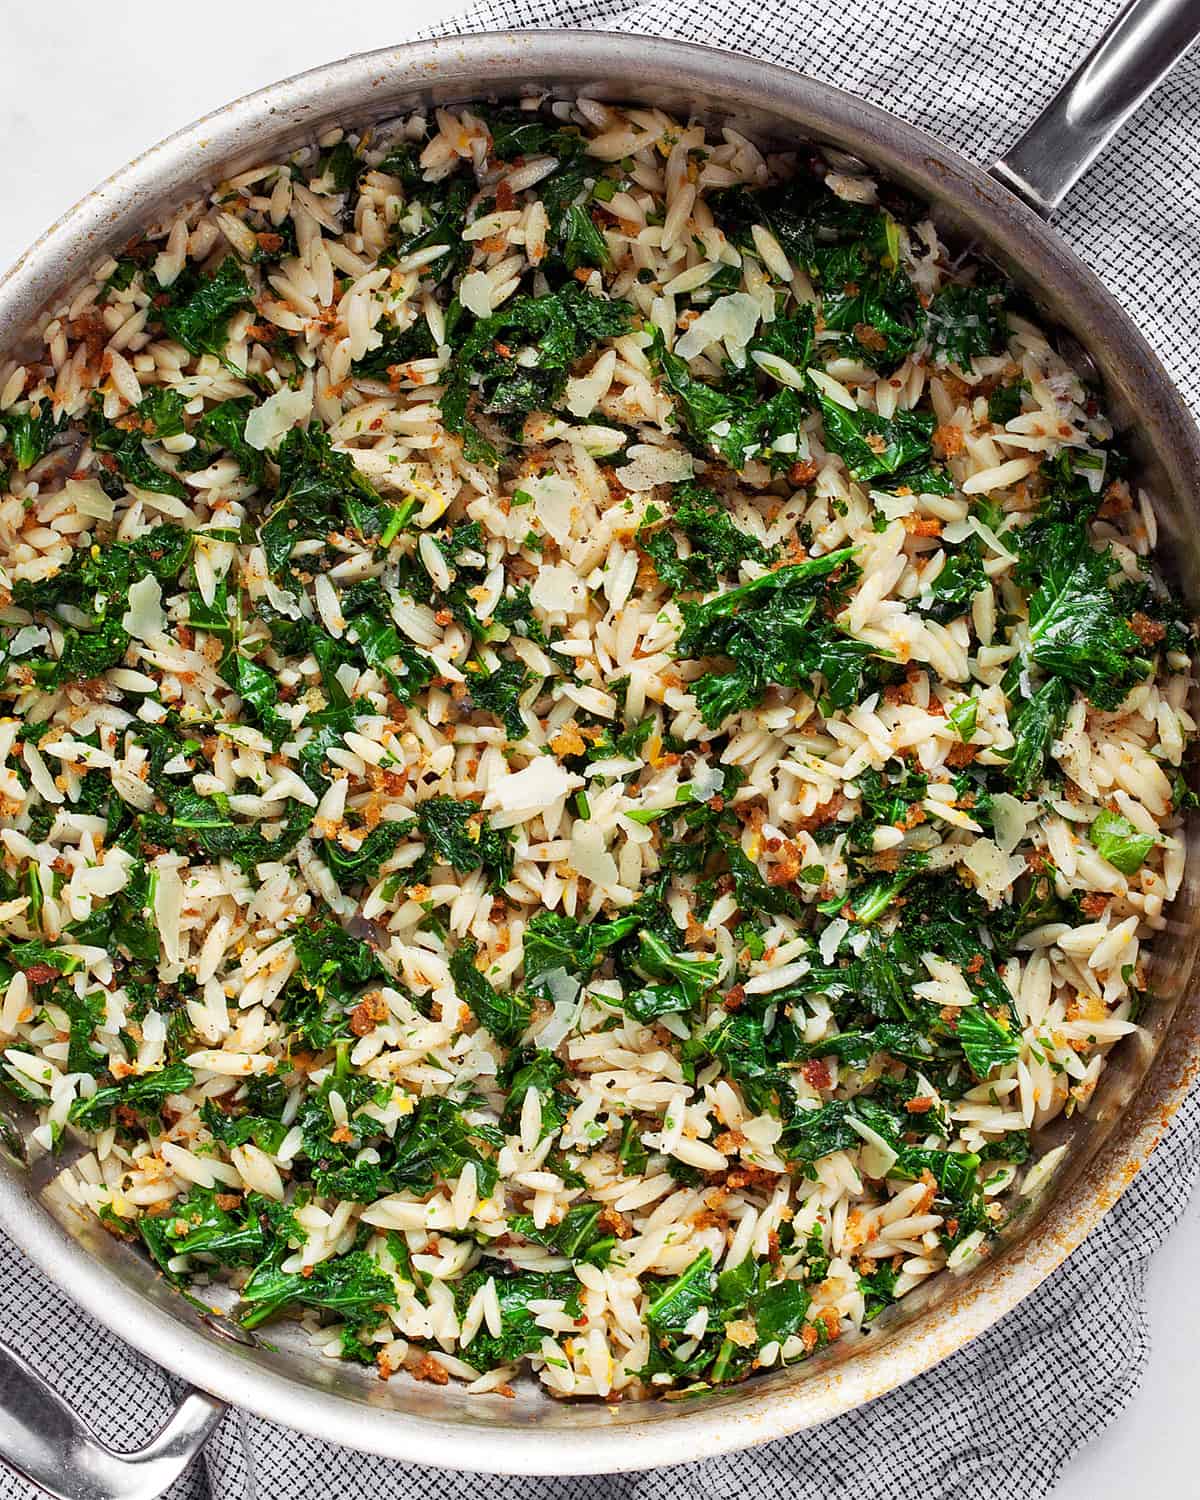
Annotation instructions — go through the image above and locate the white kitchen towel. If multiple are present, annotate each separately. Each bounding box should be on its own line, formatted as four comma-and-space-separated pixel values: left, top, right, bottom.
2, 1, 1199, 1497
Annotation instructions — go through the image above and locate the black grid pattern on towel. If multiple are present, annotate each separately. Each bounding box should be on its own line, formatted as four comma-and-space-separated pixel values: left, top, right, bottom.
3, 2, 1199, 1496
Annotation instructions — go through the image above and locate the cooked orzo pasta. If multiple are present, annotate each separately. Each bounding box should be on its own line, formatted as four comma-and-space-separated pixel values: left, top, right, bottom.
0, 93, 1193, 1400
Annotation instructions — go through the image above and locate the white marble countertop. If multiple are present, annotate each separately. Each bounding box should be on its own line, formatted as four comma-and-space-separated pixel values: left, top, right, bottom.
0, 6, 1194, 1495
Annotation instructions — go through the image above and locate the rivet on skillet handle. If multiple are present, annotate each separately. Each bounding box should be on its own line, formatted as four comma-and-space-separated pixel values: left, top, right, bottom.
0, 1336, 225, 1500
990, 0, 1200, 218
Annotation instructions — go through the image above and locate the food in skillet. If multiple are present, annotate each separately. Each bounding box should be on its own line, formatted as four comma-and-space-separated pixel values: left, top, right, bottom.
0, 96, 1192, 1398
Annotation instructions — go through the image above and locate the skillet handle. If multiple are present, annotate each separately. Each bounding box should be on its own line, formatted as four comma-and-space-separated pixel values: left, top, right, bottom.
0, 1336, 225, 1500
991, 0, 1200, 217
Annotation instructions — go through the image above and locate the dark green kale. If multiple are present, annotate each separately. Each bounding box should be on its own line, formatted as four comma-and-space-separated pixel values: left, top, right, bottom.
990, 865, 1079, 948
815, 396, 950, 494
453, 1268, 581, 1370
219, 649, 287, 745
10, 525, 192, 687
1089, 808, 1156, 875
484, 108, 585, 162
585, 713, 655, 765
389, 176, 473, 287
751, 307, 817, 373
441, 284, 634, 463
319, 139, 360, 195
641, 1247, 814, 1385
647, 319, 812, 472
811, 242, 924, 364
707, 177, 883, 271
42, 618, 130, 684
89, 390, 190, 499
954, 1006, 1020, 1077
239, 1249, 393, 1332
68, 859, 158, 971
919, 536, 987, 623
11, 523, 191, 613
393, 1095, 502, 1196
716, 834, 807, 920
1111, 573, 1192, 658
190, 397, 265, 485
1005, 676, 1071, 797
924, 283, 1008, 369
298, 1080, 500, 1202
279, 919, 386, 1050
320, 821, 412, 890
343, 604, 436, 704
435, 520, 485, 563
159, 257, 255, 357
619, 931, 719, 1022
493, 585, 549, 646
376, 141, 425, 187
987, 380, 1028, 424
562, 204, 611, 272
259, 424, 392, 574
70, 1062, 196, 1131
135, 1182, 391, 1346
646, 1248, 716, 1344
450, 940, 532, 1045
138, 1184, 270, 1273
637, 481, 777, 592
3, 400, 66, 471
499, 1049, 569, 1136
521, 909, 641, 984
351, 297, 466, 380
201, 1098, 289, 1155
675, 549, 877, 726
140, 796, 314, 877
852, 764, 929, 835
415, 797, 514, 890
462, 657, 531, 739
1023, 518, 1151, 710
682, 1009, 786, 1116
62, 990, 108, 1076
130, 723, 315, 874
507, 1202, 616, 1266
858, 1260, 901, 1323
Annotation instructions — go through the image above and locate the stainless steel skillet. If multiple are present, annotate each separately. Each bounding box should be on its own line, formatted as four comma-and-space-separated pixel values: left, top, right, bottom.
1, 1, 1199, 1490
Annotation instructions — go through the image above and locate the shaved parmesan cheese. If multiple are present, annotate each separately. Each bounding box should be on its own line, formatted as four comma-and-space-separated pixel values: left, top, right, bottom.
960, 837, 1026, 907
524, 472, 577, 545
991, 793, 1037, 856
121, 574, 165, 642
689, 763, 725, 802
483, 758, 582, 821
530, 562, 584, 615
565, 348, 616, 419
537, 966, 584, 1050
154, 858, 183, 967
570, 820, 618, 888
819, 916, 848, 965
616, 443, 695, 492
674, 293, 762, 367
458, 270, 494, 318
64, 477, 115, 521
245, 380, 313, 451
7, 626, 48, 658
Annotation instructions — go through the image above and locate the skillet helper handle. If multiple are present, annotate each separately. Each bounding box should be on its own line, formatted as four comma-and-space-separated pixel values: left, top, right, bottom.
0, 1335, 225, 1500
991, 0, 1200, 217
